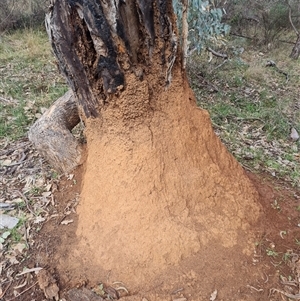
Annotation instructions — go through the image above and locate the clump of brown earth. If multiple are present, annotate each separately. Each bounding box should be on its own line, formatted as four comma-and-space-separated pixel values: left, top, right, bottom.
53, 73, 262, 301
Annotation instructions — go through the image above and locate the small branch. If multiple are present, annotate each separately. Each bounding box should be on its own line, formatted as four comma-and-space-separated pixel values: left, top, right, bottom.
7, 281, 38, 301
270, 288, 300, 299
189, 69, 219, 92
181, 0, 189, 69
230, 33, 253, 40
231, 33, 296, 46
16, 190, 36, 216
24, 221, 30, 249
0, 96, 18, 104
0, 281, 12, 299
247, 285, 263, 292
213, 59, 228, 71
266, 60, 289, 82
278, 39, 296, 45
287, 0, 299, 35
6, 152, 27, 167
207, 47, 228, 59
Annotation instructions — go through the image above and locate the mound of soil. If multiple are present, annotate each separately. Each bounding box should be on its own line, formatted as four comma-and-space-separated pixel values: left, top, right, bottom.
18, 161, 300, 301
52, 74, 263, 300
6, 75, 299, 301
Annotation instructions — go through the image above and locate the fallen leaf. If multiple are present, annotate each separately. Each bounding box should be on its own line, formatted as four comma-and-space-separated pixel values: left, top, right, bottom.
1, 159, 12, 166
45, 184, 52, 191
14, 243, 27, 254
34, 216, 46, 224
210, 289, 218, 301
67, 174, 74, 180
42, 191, 52, 197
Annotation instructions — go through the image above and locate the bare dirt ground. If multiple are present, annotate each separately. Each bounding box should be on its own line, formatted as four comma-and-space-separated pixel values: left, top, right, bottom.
1, 137, 300, 301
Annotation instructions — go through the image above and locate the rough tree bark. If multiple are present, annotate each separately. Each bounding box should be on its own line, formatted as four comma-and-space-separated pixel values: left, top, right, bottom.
39, 0, 262, 295
28, 90, 82, 172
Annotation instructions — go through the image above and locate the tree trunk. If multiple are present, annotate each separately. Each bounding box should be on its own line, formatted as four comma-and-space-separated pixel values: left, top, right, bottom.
44, 0, 262, 296
290, 34, 300, 59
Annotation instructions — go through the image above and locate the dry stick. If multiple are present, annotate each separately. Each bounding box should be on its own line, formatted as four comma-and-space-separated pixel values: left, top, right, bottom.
287, 0, 299, 35
16, 190, 36, 216
270, 288, 300, 299
181, 0, 189, 69
266, 60, 289, 82
7, 152, 27, 167
213, 59, 228, 71
0, 96, 14, 103
207, 47, 228, 59
23, 221, 30, 249
230, 33, 296, 45
7, 281, 38, 301
188, 68, 219, 92
230, 32, 253, 40
247, 285, 263, 292
0, 281, 12, 299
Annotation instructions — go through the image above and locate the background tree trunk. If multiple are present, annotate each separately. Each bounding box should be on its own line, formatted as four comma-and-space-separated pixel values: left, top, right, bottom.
44, 0, 262, 296
290, 34, 300, 59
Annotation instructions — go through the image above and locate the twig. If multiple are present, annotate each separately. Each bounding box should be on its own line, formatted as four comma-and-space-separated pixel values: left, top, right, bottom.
0, 96, 17, 104
172, 288, 184, 294
7, 152, 27, 167
280, 280, 298, 287
181, 0, 189, 69
270, 288, 300, 299
115, 286, 129, 294
247, 285, 263, 292
207, 47, 228, 59
266, 60, 289, 82
0, 281, 12, 299
287, 0, 299, 35
24, 221, 30, 249
188, 68, 219, 92
7, 281, 38, 301
278, 39, 296, 45
213, 59, 228, 71
16, 190, 36, 216
230, 33, 253, 40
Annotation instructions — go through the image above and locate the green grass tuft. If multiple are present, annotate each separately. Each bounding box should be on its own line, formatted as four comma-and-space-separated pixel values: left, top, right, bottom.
0, 28, 68, 140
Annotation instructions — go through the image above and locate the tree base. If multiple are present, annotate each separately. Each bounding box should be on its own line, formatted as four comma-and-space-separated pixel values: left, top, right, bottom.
57, 75, 262, 292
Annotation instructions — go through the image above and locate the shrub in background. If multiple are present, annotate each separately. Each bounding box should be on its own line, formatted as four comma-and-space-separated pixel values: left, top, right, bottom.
0, 0, 48, 32
173, 0, 230, 54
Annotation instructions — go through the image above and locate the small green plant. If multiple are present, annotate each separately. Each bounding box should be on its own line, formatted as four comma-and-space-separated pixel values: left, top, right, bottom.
10, 226, 23, 243
282, 251, 292, 262
266, 248, 279, 258
30, 186, 43, 196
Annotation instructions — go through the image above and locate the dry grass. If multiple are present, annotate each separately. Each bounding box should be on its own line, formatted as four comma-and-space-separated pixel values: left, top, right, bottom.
189, 38, 300, 186
0, 29, 67, 139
